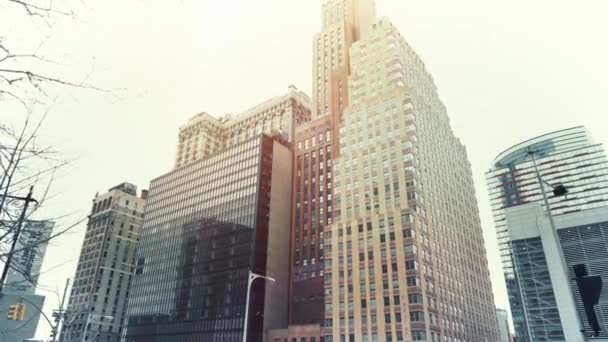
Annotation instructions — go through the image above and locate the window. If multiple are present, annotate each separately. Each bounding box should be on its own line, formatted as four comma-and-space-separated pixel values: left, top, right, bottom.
403, 228, 415, 239
412, 331, 426, 341
410, 311, 425, 322
404, 244, 417, 254
407, 276, 420, 287
408, 293, 422, 304
405, 260, 418, 270
401, 213, 412, 225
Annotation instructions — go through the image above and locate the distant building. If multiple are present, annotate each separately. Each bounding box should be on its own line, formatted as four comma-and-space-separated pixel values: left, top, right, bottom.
0, 220, 53, 342
61, 182, 147, 342
174, 85, 311, 168
124, 134, 293, 342
4, 220, 53, 294
487, 127, 608, 341
496, 308, 511, 342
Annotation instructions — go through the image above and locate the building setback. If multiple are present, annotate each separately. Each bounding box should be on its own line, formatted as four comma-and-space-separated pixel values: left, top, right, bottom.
325, 17, 499, 342
487, 126, 608, 341
289, 0, 376, 329
123, 134, 293, 342
62, 183, 147, 342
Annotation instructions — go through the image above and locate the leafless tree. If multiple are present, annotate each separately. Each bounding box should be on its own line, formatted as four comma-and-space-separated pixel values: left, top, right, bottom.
0, 0, 101, 108
0, 0, 94, 290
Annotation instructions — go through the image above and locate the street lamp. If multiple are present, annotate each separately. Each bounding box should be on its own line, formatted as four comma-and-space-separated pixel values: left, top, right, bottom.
242, 271, 275, 342
527, 148, 585, 340
82, 314, 114, 342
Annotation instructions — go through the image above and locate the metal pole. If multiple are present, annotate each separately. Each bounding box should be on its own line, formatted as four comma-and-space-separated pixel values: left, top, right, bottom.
0, 186, 37, 292
52, 278, 70, 342
242, 272, 254, 342
529, 150, 586, 341
241, 271, 275, 342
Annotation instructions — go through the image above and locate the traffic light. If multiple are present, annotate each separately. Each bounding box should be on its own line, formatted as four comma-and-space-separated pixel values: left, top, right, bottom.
7, 304, 17, 320
7, 303, 26, 320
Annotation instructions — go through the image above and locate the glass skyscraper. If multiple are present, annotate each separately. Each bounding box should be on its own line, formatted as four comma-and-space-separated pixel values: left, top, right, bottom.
487, 126, 608, 341
123, 134, 293, 342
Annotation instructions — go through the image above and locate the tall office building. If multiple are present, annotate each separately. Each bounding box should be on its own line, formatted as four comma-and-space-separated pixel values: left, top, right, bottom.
496, 308, 511, 342
288, 0, 376, 329
175, 86, 311, 168
0, 220, 53, 342
487, 126, 608, 341
325, 18, 498, 341
62, 183, 147, 342
124, 134, 293, 342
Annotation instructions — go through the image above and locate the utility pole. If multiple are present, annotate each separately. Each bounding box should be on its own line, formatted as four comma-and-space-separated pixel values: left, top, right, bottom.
0, 186, 38, 293
51, 278, 71, 342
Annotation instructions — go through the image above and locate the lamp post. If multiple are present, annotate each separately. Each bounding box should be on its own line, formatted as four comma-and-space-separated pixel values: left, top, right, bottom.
242, 271, 275, 342
527, 148, 586, 341
82, 314, 113, 342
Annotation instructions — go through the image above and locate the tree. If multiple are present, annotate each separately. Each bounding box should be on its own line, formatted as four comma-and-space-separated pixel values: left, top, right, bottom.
0, 0, 91, 291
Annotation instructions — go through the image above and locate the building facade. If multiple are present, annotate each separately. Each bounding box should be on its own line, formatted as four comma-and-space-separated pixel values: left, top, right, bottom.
487, 126, 608, 341
325, 18, 499, 342
175, 86, 311, 168
124, 134, 293, 342
496, 308, 511, 342
62, 183, 147, 342
288, 0, 375, 331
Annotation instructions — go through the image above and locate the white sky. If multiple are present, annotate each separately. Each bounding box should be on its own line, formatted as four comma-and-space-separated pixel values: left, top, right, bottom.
2, 0, 608, 338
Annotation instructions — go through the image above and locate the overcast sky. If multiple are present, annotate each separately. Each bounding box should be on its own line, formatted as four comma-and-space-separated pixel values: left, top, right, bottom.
3, 0, 608, 338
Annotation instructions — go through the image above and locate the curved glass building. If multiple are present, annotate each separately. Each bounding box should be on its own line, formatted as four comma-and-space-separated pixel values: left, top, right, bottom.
486, 126, 608, 341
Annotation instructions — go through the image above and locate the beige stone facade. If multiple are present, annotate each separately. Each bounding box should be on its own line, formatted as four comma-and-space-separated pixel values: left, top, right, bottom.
175, 85, 311, 168
325, 18, 499, 341
312, 0, 376, 120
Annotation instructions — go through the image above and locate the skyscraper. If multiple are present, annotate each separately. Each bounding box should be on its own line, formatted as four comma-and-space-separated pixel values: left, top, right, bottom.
124, 134, 293, 342
62, 182, 147, 342
288, 0, 376, 329
175, 86, 311, 168
487, 126, 608, 341
326, 17, 499, 342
